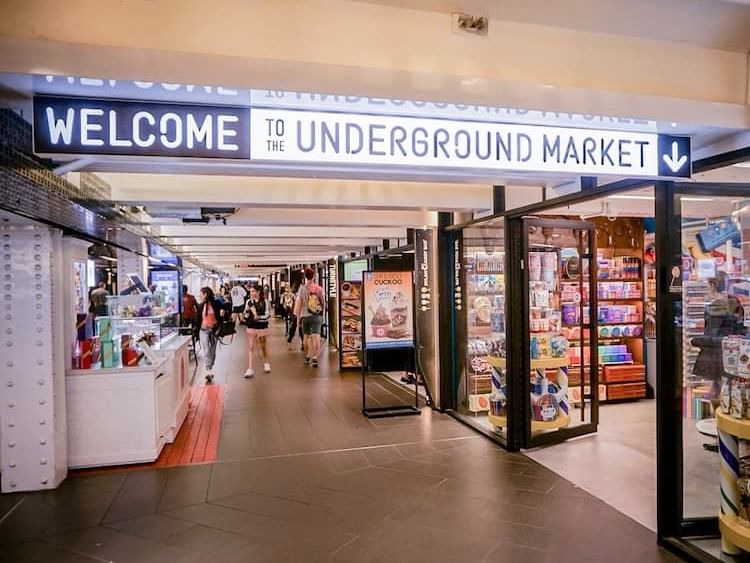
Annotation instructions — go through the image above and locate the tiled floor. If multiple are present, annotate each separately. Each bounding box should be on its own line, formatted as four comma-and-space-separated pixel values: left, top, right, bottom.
0, 322, 684, 562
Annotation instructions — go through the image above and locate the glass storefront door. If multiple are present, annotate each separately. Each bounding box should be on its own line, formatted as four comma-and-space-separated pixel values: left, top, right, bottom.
522, 218, 599, 447
456, 221, 508, 442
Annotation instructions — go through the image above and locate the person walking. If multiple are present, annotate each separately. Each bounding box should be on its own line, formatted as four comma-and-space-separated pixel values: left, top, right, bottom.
282, 285, 296, 336
243, 285, 271, 378
197, 286, 224, 383
230, 281, 247, 324
182, 284, 198, 329
294, 268, 326, 367
90, 281, 109, 317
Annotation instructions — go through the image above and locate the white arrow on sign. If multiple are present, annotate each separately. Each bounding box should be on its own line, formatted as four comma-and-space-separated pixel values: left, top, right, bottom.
662, 141, 688, 173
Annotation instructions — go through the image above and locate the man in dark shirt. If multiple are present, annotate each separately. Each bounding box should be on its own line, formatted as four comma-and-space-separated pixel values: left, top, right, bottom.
90, 281, 109, 317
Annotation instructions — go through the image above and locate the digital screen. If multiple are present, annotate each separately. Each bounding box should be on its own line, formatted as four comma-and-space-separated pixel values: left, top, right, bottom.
344, 260, 368, 282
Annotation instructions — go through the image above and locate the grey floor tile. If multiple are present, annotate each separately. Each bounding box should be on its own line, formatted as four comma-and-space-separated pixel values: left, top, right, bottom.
158, 464, 212, 512
44, 526, 208, 563
0, 494, 56, 545
0, 539, 102, 563
102, 470, 169, 524
162, 502, 267, 535
164, 524, 279, 562
211, 490, 335, 523
105, 514, 196, 542
332, 536, 462, 563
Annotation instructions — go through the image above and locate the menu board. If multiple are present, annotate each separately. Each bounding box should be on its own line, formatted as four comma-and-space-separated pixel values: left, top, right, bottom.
340, 280, 363, 368
362, 271, 414, 350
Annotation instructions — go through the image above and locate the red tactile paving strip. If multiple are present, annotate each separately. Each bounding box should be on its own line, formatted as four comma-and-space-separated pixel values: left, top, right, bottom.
157, 384, 224, 466
71, 384, 224, 476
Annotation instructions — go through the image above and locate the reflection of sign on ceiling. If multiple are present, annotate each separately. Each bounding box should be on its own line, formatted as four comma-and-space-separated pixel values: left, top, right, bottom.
250, 90, 657, 132
33, 96, 250, 158
250, 108, 690, 178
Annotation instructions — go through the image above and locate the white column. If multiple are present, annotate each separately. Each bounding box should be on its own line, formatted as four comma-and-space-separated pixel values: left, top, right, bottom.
0, 227, 67, 492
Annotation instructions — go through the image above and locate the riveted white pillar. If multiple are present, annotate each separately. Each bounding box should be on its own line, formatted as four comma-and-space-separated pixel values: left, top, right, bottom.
0, 227, 67, 493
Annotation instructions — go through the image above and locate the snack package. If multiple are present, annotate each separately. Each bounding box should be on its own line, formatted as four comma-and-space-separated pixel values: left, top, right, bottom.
536, 334, 551, 358
550, 336, 569, 358
739, 478, 750, 525
738, 339, 750, 378
732, 382, 745, 419
723, 336, 742, 376
721, 378, 732, 414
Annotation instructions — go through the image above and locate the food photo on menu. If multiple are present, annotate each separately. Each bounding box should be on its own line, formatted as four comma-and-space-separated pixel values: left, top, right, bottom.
363, 272, 414, 349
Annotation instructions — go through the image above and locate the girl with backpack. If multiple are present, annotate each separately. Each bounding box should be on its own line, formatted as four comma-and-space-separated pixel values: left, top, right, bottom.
197, 287, 224, 383
243, 285, 271, 378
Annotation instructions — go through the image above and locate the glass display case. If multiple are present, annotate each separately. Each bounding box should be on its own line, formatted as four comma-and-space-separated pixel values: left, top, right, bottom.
106, 293, 179, 344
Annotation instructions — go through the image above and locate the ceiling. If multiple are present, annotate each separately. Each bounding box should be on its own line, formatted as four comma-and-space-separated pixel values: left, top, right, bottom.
353, 0, 750, 51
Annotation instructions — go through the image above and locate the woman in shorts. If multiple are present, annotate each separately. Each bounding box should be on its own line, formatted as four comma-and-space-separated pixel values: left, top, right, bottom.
243, 285, 271, 378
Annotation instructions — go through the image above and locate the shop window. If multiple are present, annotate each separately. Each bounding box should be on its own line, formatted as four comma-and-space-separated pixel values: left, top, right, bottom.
458, 222, 507, 440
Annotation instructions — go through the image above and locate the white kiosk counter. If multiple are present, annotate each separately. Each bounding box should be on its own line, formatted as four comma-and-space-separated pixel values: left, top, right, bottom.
65, 335, 192, 468
153, 335, 192, 441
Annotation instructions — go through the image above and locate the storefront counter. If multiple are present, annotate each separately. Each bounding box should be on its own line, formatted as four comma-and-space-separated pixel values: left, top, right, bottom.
65, 359, 173, 468
152, 335, 192, 441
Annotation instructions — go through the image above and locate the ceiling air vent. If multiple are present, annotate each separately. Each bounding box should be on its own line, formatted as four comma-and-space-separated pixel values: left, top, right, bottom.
452, 13, 489, 36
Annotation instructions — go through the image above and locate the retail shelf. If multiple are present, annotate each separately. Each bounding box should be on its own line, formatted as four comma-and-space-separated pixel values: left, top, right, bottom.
530, 357, 569, 369
719, 513, 750, 553
596, 278, 642, 283
716, 410, 750, 440
486, 357, 506, 368
487, 413, 571, 431
597, 298, 643, 302
597, 321, 643, 326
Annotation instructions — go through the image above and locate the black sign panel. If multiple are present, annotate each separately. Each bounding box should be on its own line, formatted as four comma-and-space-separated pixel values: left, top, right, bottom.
33, 96, 250, 159
657, 134, 691, 178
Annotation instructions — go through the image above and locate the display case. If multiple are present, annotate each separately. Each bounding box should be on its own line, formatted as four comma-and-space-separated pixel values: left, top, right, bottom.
106, 293, 179, 344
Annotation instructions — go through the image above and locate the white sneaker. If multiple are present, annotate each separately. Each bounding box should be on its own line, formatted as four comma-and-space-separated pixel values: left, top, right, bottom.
263, 363, 271, 373
244, 368, 254, 378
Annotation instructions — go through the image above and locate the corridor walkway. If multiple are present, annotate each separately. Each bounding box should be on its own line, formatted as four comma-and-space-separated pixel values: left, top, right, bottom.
0, 323, 681, 562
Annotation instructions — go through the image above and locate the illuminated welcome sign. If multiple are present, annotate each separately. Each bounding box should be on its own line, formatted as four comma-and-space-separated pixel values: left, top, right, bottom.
250, 108, 690, 178
32, 95, 690, 178
33, 96, 250, 158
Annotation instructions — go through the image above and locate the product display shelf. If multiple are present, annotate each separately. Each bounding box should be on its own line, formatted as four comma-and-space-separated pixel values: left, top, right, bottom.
683, 281, 710, 392
716, 411, 750, 554
465, 252, 506, 413
593, 224, 648, 403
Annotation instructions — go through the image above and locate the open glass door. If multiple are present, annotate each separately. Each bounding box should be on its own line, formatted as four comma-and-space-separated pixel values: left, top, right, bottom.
524, 218, 599, 447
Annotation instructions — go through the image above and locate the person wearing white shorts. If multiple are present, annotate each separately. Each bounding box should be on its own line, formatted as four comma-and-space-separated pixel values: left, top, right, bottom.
242, 285, 271, 378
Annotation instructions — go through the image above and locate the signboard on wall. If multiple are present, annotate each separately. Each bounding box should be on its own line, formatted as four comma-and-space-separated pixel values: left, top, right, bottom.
33, 96, 250, 159
415, 229, 439, 404
250, 108, 691, 178
362, 271, 414, 350
32, 96, 691, 178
